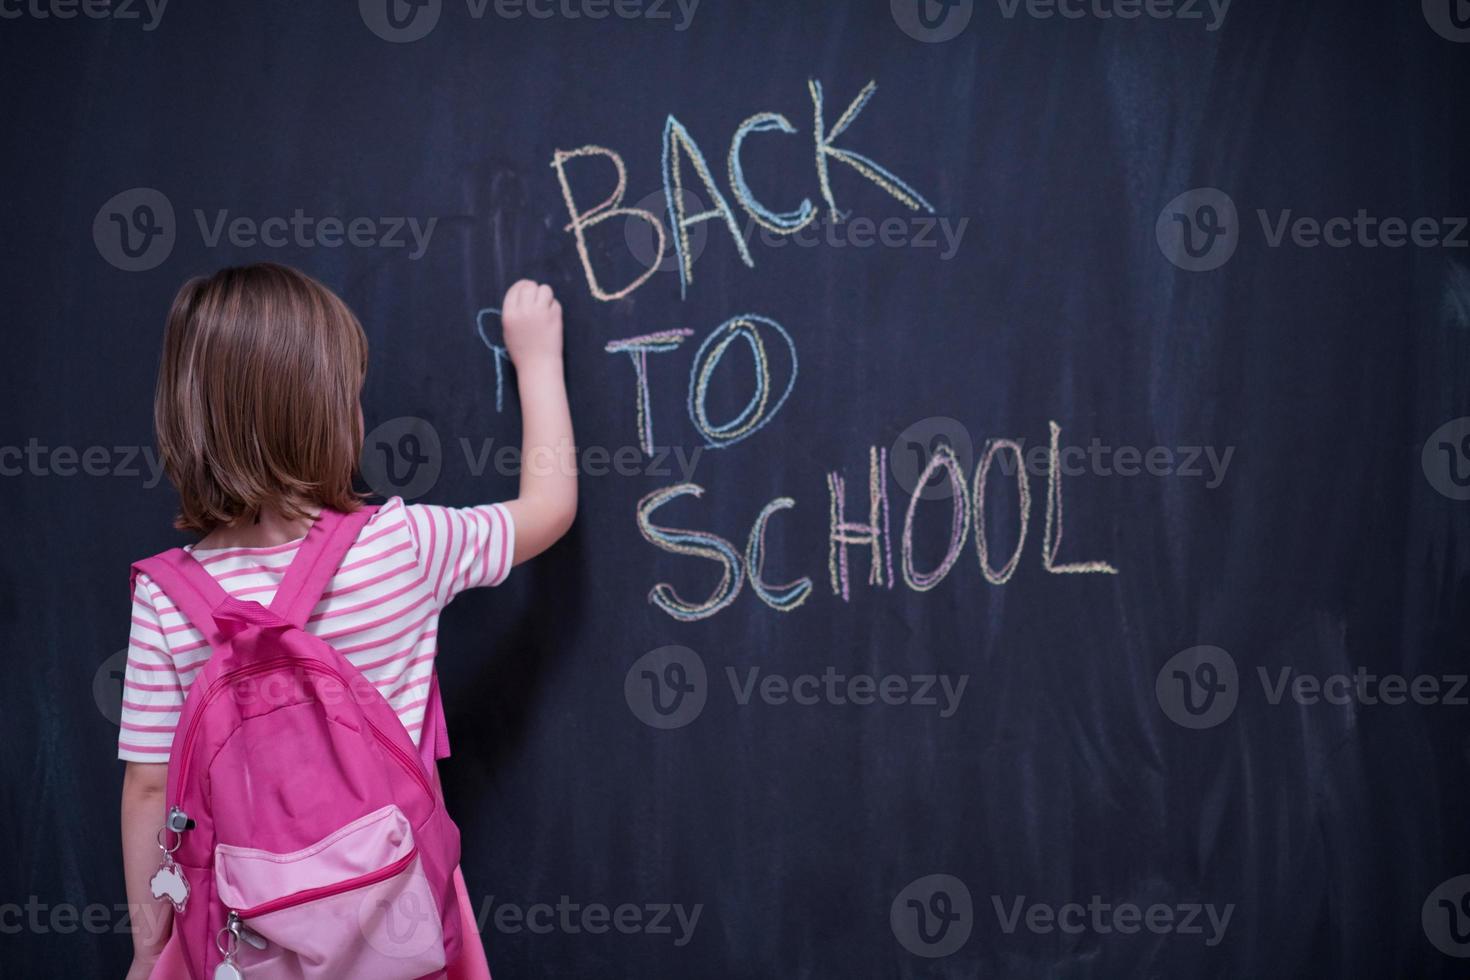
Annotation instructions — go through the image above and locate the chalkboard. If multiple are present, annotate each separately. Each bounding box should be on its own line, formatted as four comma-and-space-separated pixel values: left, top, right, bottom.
3, 1, 1470, 976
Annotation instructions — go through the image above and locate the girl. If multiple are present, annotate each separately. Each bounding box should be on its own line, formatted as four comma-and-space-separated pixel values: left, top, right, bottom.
118, 264, 576, 979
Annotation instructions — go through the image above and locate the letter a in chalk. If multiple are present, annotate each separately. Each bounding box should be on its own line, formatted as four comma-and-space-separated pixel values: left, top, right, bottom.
663, 116, 755, 299
552, 145, 667, 302
810, 79, 936, 222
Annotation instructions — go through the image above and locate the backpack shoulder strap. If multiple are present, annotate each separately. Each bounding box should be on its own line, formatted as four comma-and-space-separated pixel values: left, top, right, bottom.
269, 505, 379, 627
132, 548, 234, 649
424, 671, 452, 762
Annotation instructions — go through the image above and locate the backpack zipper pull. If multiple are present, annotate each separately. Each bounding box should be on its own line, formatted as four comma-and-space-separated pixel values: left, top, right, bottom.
215, 910, 265, 978
234, 912, 267, 950
213, 912, 245, 980
166, 805, 195, 833
226, 909, 267, 949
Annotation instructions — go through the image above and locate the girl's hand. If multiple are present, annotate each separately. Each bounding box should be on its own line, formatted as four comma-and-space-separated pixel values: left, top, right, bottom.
500, 280, 563, 367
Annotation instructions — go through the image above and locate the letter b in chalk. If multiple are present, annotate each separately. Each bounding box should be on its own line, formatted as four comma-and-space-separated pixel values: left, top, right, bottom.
552, 146, 668, 301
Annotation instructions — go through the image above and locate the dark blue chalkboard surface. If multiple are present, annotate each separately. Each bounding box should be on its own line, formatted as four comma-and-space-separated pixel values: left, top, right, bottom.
3, 1, 1469, 976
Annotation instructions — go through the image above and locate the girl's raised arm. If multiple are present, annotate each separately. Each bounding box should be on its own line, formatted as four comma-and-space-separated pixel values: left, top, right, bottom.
498, 280, 577, 565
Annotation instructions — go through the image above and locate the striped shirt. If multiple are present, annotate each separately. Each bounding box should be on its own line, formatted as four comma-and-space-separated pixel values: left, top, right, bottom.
117, 497, 514, 764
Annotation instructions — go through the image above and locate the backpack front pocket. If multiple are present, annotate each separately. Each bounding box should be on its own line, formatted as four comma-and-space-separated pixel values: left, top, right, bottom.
214, 804, 446, 979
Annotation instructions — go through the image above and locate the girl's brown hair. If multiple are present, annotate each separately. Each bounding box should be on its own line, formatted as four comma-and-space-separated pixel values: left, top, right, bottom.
155, 263, 368, 533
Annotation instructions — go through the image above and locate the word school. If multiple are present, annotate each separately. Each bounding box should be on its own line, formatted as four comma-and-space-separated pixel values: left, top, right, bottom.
636, 421, 1117, 622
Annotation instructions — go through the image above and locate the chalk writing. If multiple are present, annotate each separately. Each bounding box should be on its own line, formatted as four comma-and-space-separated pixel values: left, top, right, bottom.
663, 116, 755, 298
900, 443, 970, 592
606, 329, 696, 454
828, 447, 895, 602
746, 497, 813, 612
637, 483, 745, 622
554, 78, 936, 302
474, 306, 510, 413
688, 314, 798, 450
974, 439, 1031, 585
633, 423, 1117, 620
552, 145, 667, 301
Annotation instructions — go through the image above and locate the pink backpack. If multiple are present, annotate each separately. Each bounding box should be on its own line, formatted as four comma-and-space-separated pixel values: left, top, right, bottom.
133, 506, 464, 979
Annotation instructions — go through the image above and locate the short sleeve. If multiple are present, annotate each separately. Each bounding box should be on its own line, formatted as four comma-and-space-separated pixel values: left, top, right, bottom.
403, 503, 515, 606
117, 574, 186, 763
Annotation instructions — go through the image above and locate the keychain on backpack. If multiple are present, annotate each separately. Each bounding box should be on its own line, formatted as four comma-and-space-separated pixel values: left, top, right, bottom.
149, 810, 191, 914
215, 918, 244, 980
215, 910, 265, 980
